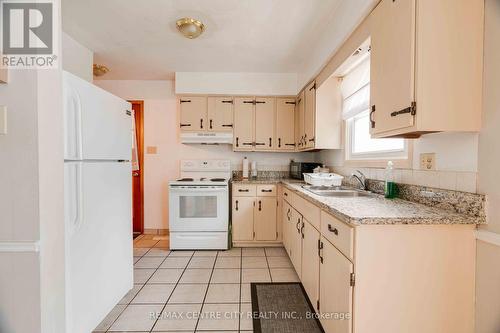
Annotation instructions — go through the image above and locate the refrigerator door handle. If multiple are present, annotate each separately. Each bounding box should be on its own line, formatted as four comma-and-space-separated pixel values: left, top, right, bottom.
67, 163, 84, 236
64, 86, 83, 160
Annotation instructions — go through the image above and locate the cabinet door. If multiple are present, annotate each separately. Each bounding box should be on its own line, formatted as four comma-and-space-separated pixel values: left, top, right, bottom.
179, 96, 207, 131
233, 98, 255, 150
282, 201, 292, 253
208, 97, 233, 132
319, 238, 353, 333
302, 220, 320, 310
254, 197, 277, 241
290, 208, 303, 278
304, 82, 316, 149
370, 0, 416, 135
276, 98, 296, 150
232, 197, 254, 241
296, 91, 305, 149
254, 97, 276, 150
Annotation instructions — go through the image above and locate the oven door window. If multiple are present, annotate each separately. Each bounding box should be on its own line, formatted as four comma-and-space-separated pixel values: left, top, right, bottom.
179, 195, 218, 218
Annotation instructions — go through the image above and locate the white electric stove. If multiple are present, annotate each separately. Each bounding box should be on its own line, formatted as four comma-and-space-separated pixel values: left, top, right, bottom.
169, 160, 231, 250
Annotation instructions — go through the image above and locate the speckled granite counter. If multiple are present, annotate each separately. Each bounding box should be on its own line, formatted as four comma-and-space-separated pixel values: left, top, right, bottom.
231, 178, 485, 226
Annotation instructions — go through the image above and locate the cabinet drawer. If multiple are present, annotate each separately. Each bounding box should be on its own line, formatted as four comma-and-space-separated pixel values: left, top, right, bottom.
257, 185, 276, 197
293, 194, 321, 230
232, 184, 256, 197
282, 187, 293, 203
320, 211, 353, 260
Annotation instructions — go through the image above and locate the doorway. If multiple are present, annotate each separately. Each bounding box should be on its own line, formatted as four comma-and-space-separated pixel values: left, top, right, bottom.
130, 100, 144, 238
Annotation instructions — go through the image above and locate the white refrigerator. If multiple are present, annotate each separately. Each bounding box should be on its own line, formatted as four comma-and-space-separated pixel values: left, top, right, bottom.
63, 71, 133, 333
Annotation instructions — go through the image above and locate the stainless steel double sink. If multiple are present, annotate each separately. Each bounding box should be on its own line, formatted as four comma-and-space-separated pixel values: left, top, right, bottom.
301, 185, 376, 198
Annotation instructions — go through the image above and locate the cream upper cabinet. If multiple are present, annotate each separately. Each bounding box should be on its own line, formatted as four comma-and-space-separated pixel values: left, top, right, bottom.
207, 97, 234, 132
296, 91, 305, 149
254, 197, 277, 241
233, 97, 255, 150
370, 0, 484, 138
319, 238, 353, 333
302, 220, 321, 311
232, 197, 254, 241
304, 81, 316, 149
254, 97, 276, 151
276, 98, 296, 150
179, 96, 207, 131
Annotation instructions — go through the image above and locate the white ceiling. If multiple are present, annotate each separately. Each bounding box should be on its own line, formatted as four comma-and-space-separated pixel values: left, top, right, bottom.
62, 0, 376, 82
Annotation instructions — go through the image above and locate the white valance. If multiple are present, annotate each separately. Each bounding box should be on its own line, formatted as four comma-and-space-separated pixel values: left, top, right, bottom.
341, 57, 370, 120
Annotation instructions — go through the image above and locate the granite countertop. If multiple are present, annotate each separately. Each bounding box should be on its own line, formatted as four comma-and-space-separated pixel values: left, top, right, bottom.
231, 178, 484, 226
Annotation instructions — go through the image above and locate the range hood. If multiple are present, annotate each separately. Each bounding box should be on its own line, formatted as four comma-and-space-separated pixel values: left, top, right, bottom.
180, 132, 233, 144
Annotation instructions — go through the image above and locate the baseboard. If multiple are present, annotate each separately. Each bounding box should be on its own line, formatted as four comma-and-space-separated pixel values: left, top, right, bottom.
143, 228, 169, 235
476, 229, 500, 247
232, 241, 283, 248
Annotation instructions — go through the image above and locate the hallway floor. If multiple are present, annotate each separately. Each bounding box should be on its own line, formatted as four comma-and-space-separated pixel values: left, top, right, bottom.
93, 235, 299, 332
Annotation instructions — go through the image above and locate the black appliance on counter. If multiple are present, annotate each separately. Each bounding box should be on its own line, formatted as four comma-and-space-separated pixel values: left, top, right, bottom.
289, 161, 323, 180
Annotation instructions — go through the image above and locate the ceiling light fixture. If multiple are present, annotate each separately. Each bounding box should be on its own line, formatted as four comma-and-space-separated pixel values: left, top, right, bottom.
176, 17, 205, 39
93, 64, 109, 77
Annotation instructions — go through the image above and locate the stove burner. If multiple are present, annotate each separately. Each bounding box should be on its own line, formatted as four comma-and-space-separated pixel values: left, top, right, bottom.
211, 178, 226, 182
177, 178, 194, 181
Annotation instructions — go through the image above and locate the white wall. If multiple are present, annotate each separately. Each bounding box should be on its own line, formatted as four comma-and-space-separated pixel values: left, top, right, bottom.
95, 79, 315, 230
61, 32, 93, 82
175, 72, 298, 96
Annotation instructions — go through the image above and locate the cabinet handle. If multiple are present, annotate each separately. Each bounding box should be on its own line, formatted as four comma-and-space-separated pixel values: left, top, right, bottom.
235, 200, 239, 211
222, 124, 233, 127
258, 200, 262, 211
370, 105, 376, 129
269, 138, 272, 147
390, 102, 417, 117
200, 118, 204, 129
284, 192, 288, 197
255, 101, 266, 104
285, 143, 296, 147
309, 137, 315, 143
309, 83, 316, 91
328, 224, 339, 236
255, 142, 265, 146
180, 123, 191, 127
296, 219, 301, 233
301, 222, 305, 239
180, 99, 191, 103
243, 100, 255, 104
242, 142, 254, 146
287, 208, 291, 220
209, 119, 213, 129
278, 138, 281, 148
236, 137, 239, 147
261, 189, 273, 193
285, 101, 296, 105
318, 240, 324, 264
238, 189, 250, 192
222, 100, 233, 104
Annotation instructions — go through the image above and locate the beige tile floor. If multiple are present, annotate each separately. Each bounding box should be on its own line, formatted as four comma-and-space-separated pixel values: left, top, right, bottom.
93, 234, 298, 333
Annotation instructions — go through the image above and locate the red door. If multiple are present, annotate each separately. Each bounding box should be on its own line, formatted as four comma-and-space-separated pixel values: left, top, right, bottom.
130, 101, 144, 236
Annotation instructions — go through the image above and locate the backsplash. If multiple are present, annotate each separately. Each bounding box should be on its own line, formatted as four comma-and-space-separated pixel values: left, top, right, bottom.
232, 170, 289, 180
332, 166, 478, 193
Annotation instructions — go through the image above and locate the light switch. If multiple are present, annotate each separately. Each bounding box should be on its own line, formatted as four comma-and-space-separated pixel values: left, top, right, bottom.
420, 153, 436, 170
0, 106, 6, 135
146, 146, 158, 154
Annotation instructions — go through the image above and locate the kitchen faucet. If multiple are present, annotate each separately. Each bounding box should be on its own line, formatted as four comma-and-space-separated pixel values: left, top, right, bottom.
351, 170, 368, 190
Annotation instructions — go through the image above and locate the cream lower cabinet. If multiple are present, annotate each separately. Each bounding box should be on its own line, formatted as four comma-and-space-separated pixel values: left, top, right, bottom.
319, 237, 353, 333
302, 219, 321, 311
281, 186, 475, 333
232, 184, 279, 245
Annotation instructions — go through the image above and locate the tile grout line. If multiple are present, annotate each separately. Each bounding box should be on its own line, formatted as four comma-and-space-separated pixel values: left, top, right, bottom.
148, 250, 195, 333
265, 248, 273, 283
193, 251, 220, 332
104, 241, 165, 333
239, 247, 243, 332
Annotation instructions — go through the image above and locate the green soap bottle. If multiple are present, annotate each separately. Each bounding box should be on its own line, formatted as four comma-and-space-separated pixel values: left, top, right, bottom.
384, 161, 397, 199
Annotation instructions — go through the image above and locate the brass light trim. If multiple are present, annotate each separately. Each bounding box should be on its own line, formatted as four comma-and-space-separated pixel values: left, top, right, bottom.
93, 64, 109, 77
176, 17, 205, 39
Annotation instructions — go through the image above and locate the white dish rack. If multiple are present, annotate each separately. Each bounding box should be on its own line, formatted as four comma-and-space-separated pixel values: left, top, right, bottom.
303, 173, 344, 187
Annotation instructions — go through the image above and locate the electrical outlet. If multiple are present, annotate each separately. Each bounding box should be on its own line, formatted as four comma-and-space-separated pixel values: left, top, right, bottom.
420, 153, 436, 170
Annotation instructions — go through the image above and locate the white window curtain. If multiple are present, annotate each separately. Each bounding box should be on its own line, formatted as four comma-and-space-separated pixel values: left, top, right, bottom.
341, 57, 370, 120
